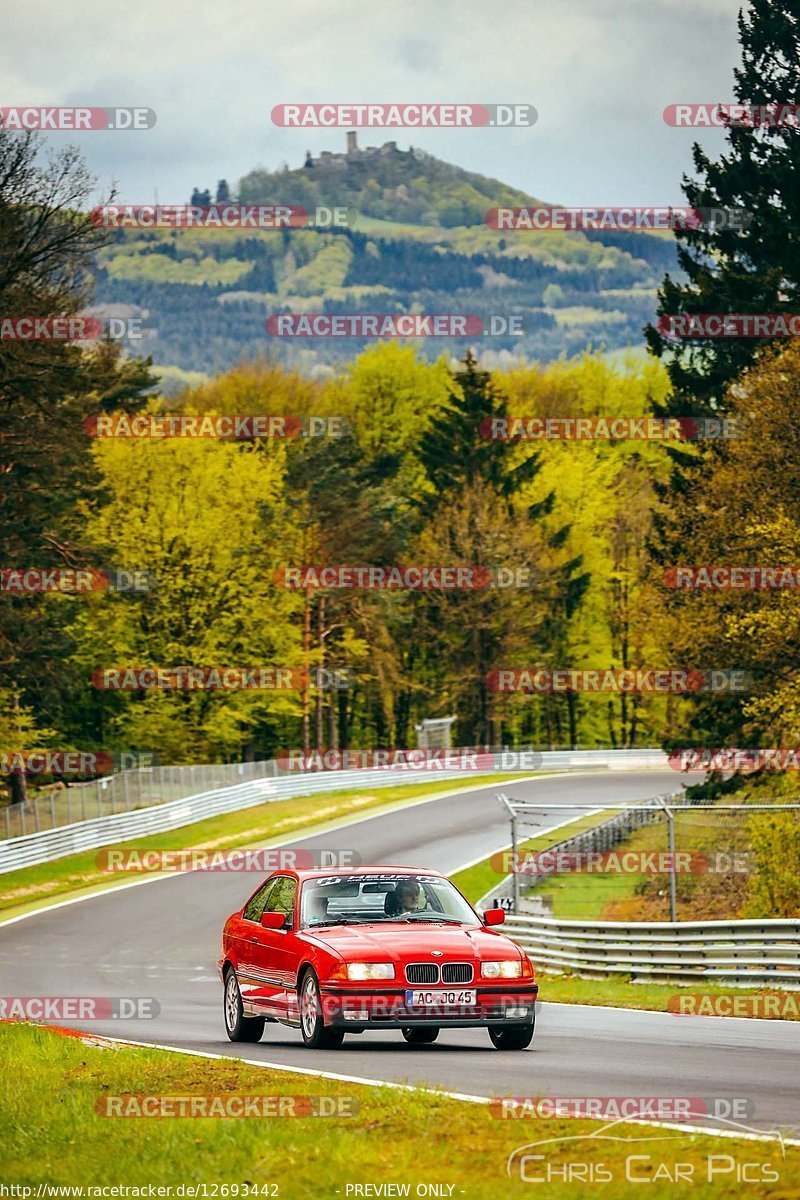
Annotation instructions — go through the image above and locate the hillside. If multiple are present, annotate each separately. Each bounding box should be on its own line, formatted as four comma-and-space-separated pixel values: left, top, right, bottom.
90, 139, 679, 385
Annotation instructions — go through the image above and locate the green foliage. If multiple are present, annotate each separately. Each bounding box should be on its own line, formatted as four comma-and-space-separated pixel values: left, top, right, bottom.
652, 340, 800, 748
105, 249, 252, 286
745, 812, 800, 917
647, 0, 800, 414
0, 343, 674, 763
91, 150, 676, 378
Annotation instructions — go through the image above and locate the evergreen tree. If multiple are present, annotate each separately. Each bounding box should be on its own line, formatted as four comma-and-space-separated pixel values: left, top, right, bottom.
0, 128, 155, 764
646, 0, 800, 417
417, 351, 542, 508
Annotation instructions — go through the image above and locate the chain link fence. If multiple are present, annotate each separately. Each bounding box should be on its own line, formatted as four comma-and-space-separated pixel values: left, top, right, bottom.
487, 793, 800, 923
0, 747, 669, 842
0, 760, 278, 840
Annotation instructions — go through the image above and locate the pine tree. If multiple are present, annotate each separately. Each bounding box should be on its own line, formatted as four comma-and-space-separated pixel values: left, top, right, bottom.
646, 0, 800, 417
417, 351, 542, 507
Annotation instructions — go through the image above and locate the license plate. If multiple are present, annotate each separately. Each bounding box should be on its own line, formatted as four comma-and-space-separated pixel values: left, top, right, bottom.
405, 989, 477, 1006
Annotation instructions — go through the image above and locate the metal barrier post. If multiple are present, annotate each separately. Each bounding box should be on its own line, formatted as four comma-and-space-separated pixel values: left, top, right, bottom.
498, 793, 520, 912
663, 801, 677, 923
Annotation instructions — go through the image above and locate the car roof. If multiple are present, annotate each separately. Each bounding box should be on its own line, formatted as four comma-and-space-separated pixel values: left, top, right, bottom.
291, 865, 445, 880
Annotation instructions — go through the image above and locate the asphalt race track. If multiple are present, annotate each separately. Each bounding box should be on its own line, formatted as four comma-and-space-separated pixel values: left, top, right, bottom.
2, 769, 798, 1137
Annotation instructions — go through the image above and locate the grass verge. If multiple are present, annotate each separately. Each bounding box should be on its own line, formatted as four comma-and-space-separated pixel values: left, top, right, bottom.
0, 1023, 795, 1197
524, 814, 749, 923
0, 773, 524, 922
536, 973, 800, 1019
450, 807, 620, 906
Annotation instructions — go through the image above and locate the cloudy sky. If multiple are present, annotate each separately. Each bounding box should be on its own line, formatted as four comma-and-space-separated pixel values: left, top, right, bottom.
1, 0, 744, 206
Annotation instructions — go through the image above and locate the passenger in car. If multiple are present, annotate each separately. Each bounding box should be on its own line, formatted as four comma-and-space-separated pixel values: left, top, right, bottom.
308, 895, 329, 923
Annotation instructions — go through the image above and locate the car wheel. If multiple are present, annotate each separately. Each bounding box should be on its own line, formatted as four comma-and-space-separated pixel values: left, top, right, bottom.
488, 1023, 534, 1050
401, 1027, 440, 1045
223, 968, 265, 1043
299, 970, 345, 1049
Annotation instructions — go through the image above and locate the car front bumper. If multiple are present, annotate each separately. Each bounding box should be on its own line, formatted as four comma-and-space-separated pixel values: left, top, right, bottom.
318, 983, 538, 1029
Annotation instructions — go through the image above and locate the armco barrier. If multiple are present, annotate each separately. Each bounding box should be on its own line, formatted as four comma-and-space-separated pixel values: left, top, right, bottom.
0, 749, 669, 874
502, 913, 800, 987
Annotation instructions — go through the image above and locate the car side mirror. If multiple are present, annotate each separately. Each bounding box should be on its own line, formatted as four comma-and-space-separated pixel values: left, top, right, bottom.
261, 911, 288, 930
483, 907, 505, 926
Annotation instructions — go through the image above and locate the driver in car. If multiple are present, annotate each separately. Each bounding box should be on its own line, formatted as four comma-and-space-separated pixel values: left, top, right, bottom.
392, 878, 424, 915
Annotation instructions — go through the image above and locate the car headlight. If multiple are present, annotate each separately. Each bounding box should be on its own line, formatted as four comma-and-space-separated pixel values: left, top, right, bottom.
346, 962, 395, 981
481, 960, 523, 979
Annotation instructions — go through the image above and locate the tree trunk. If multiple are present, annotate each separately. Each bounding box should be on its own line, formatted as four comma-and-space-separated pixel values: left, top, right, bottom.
566, 691, 578, 750
302, 588, 311, 753
316, 595, 325, 749
9, 771, 27, 805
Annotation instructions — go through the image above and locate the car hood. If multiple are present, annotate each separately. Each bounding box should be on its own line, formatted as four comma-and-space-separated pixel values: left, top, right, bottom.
306, 923, 521, 962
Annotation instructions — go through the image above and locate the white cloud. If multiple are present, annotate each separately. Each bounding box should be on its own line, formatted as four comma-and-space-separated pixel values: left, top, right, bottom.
0, 0, 743, 204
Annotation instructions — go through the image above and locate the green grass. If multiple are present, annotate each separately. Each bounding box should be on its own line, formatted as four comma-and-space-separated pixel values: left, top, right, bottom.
451, 808, 622, 905
537, 972, 800, 1019
529, 844, 653, 918
530, 816, 664, 919
1, 1024, 795, 1196
523, 807, 751, 923
0, 773, 526, 922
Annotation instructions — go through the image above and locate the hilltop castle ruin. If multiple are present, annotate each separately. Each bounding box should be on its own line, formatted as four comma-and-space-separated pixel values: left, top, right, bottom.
304, 132, 419, 169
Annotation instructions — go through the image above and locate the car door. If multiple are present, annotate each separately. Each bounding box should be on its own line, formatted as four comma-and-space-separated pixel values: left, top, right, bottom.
246, 875, 299, 1019
235, 876, 280, 1008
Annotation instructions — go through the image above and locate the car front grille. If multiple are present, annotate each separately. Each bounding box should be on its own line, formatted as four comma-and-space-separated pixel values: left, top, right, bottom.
404, 962, 474, 985
441, 962, 473, 984
405, 963, 439, 985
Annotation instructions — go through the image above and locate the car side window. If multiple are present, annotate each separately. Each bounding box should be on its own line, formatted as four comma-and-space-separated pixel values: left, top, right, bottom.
265, 877, 297, 923
242, 878, 278, 923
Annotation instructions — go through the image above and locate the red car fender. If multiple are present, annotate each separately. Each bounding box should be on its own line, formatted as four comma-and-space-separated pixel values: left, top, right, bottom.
295, 935, 346, 989
218, 915, 245, 977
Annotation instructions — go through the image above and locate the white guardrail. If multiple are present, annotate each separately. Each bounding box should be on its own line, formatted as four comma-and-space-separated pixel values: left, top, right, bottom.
0, 749, 669, 875
502, 913, 800, 988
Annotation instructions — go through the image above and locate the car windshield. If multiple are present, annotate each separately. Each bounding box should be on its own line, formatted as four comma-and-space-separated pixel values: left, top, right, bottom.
299, 873, 478, 928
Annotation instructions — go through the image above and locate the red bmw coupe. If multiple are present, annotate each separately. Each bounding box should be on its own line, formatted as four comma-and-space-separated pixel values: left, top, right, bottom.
218, 865, 537, 1050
